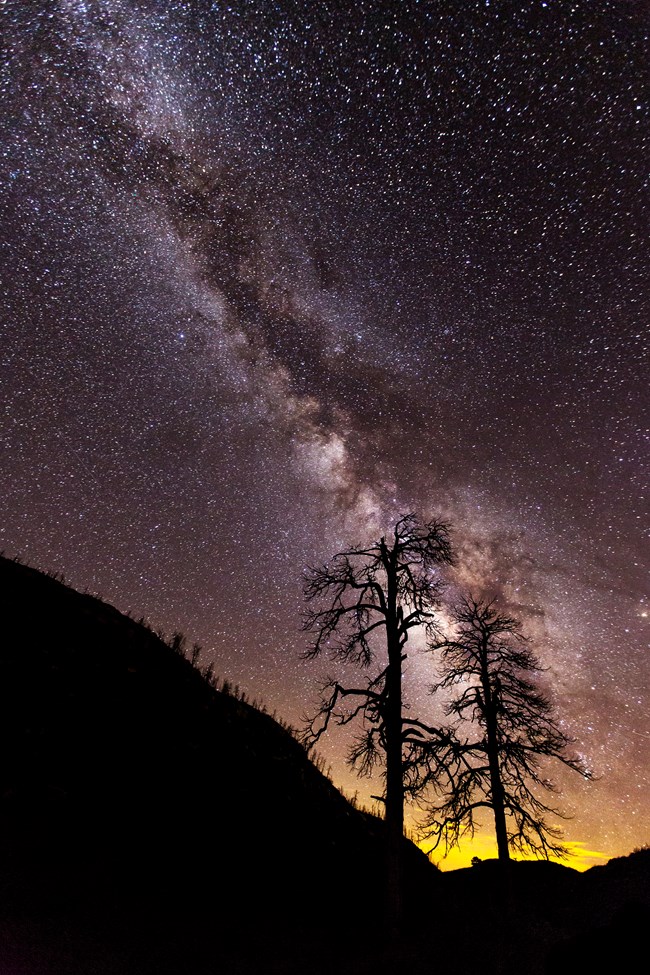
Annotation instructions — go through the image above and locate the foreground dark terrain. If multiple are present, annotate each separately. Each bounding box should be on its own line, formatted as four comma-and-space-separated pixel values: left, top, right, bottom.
0, 554, 647, 974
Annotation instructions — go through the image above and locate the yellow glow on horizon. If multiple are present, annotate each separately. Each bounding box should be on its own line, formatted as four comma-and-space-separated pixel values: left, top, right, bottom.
415, 833, 611, 872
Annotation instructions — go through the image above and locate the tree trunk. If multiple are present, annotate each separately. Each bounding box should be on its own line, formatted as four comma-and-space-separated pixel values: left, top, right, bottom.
383, 556, 404, 937
486, 732, 510, 861
385, 654, 403, 934
481, 660, 510, 862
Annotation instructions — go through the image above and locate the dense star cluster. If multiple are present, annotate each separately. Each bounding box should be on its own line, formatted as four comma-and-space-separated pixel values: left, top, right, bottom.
2, 1, 648, 866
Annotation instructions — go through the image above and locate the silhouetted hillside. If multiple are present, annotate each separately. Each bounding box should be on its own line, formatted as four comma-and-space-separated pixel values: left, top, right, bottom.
0, 554, 437, 972
0, 555, 647, 975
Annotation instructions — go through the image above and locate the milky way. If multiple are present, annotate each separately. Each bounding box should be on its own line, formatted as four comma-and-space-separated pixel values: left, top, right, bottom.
2, 0, 648, 866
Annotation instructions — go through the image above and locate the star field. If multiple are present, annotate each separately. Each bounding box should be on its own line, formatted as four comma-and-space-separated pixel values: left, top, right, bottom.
1, 0, 648, 866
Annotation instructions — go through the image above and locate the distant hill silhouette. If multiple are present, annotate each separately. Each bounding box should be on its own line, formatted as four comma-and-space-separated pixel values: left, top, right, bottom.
0, 554, 647, 975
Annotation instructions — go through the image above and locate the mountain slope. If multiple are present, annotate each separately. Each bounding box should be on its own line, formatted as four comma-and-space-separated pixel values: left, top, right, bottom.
0, 555, 436, 926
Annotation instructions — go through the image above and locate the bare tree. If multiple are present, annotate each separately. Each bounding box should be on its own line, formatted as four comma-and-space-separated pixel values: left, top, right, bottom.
301, 513, 453, 930
421, 596, 591, 862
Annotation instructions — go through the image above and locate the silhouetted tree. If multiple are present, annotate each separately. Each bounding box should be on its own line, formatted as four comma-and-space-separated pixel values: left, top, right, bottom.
421, 596, 591, 861
302, 513, 454, 930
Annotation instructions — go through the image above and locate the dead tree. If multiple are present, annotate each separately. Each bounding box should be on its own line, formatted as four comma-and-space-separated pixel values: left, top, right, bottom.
301, 513, 453, 931
422, 596, 592, 862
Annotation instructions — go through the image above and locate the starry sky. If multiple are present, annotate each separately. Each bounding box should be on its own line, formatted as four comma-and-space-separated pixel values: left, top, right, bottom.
2, 0, 648, 868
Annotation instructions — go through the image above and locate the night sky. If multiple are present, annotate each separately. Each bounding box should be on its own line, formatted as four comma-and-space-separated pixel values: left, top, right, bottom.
2, 0, 648, 868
